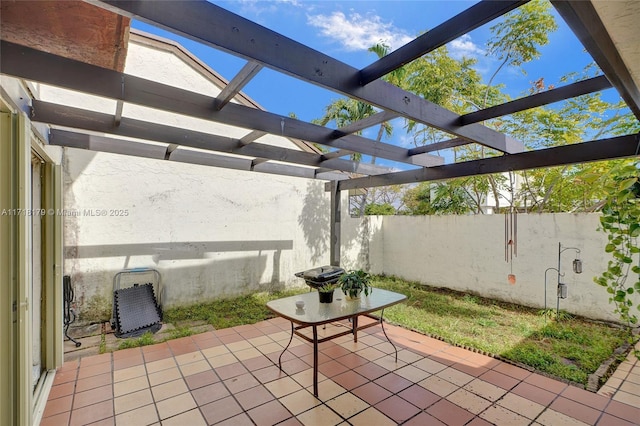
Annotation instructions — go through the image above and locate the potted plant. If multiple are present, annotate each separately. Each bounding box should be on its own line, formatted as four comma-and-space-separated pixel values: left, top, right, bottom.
317, 283, 336, 303
339, 269, 372, 300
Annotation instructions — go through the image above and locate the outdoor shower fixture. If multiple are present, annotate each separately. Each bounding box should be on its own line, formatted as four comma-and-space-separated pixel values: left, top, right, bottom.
543, 242, 582, 320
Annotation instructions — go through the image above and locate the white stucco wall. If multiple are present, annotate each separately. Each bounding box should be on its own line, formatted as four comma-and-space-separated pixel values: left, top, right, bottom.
55, 35, 333, 317
343, 213, 639, 323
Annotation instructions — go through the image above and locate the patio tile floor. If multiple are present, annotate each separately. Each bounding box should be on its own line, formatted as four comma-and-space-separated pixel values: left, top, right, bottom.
42, 318, 640, 425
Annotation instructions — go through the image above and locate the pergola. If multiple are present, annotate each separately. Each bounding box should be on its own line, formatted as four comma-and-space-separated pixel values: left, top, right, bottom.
1, 0, 639, 266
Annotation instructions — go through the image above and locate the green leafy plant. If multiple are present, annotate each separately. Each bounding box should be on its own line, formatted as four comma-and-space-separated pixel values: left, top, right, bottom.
594, 160, 640, 357
318, 283, 337, 293
339, 269, 372, 298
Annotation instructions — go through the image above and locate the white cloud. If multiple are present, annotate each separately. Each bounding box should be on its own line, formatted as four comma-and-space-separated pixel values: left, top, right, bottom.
307, 11, 413, 52
448, 34, 484, 60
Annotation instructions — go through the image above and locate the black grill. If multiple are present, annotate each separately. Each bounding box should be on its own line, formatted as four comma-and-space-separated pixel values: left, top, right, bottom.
295, 265, 345, 288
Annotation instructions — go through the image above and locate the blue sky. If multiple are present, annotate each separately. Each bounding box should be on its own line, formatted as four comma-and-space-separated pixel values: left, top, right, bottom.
132, 1, 618, 167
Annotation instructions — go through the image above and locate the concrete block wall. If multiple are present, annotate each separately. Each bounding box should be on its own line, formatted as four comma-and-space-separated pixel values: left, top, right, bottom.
343, 213, 639, 323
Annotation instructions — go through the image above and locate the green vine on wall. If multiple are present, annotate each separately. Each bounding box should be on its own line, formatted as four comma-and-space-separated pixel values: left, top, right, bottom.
594, 161, 640, 354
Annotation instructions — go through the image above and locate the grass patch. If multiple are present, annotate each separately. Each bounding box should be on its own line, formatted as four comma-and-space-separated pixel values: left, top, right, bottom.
163, 288, 307, 329
118, 331, 157, 350
159, 277, 630, 386
372, 275, 629, 385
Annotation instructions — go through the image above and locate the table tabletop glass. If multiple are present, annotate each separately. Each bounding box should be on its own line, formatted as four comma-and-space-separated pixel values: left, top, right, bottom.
266, 288, 406, 326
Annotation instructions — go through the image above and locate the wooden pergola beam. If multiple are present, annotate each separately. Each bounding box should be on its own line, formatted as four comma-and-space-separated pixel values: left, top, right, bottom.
93, 0, 525, 154
336, 133, 640, 190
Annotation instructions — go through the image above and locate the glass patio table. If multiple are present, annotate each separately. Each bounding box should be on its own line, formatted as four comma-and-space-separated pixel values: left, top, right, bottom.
266, 288, 406, 397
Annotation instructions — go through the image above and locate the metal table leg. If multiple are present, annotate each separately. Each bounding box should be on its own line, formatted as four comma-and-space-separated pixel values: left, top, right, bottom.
278, 321, 295, 370
379, 308, 399, 362
312, 325, 318, 397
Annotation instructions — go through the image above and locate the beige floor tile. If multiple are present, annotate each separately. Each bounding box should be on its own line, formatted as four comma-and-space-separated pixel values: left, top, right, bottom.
436, 367, 474, 386
354, 346, 386, 361
291, 369, 328, 388
325, 392, 369, 418
174, 351, 205, 366
226, 340, 253, 352
348, 407, 396, 426
161, 408, 206, 426
113, 365, 147, 383
296, 404, 343, 426
396, 350, 424, 364
612, 389, 640, 407
536, 409, 590, 426
413, 358, 448, 374
114, 389, 153, 415
156, 393, 197, 420
234, 347, 262, 361
201, 345, 230, 358
446, 388, 492, 414
479, 405, 530, 426
497, 392, 545, 419
179, 360, 210, 376
338, 340, 366, 353
269, 331, 293, 343
625, 372, 640, 385
278, 389, 321, 415
395, 364, 431, 382
463, 378, 507, 402
114, 403, 158, 426
372, 355, 406, 371
353, 335, 381, 347
247, 335, 272, 346
113, 375, 149, 398
601, 377, 623, 391
620, 379, 640, 395
309, 380, 347, 400
207, 353, 238, 368
598, 385, 616, 398
257, 342, 283, 355
145, 357, 176, 374
152, 378, 188, 402
265, 376, 303, 398
419, 375, 459, 397
148, 367, 181, 387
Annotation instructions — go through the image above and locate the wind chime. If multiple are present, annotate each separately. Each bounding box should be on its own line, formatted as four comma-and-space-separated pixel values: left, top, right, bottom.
505, 207, 517, 284
505, 173, 517, 284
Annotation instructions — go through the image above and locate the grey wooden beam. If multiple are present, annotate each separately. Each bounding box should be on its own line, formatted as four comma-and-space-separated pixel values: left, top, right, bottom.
50, 129, 347, 181
34, 100, 392, 176
408, 138, 469, 155
214, 61, 263, 110
114, 100, 124, 126
1, 41, 442, 168
333, 110, 399, 137
358, 0, 527, 85
337, 133, 640, 190
459, 75, 613, 125
321, 150, 351, 160
239, 130, 267, 145
93, 0, 524, 154
552, 1, 640, 120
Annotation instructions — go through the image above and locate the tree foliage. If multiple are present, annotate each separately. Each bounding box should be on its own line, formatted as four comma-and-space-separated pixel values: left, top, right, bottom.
594, 160, 640, 345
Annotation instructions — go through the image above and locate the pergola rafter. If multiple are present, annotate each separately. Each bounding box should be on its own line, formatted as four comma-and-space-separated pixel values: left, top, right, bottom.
91, 0, 525, 155
336, 134, 640, 191
1, 40, 442, 172
358, 0, 528, 85
0, 0, 636, 193
459, 75, 613, 125
33, 100, 393, 177
214, 60, 263, 110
